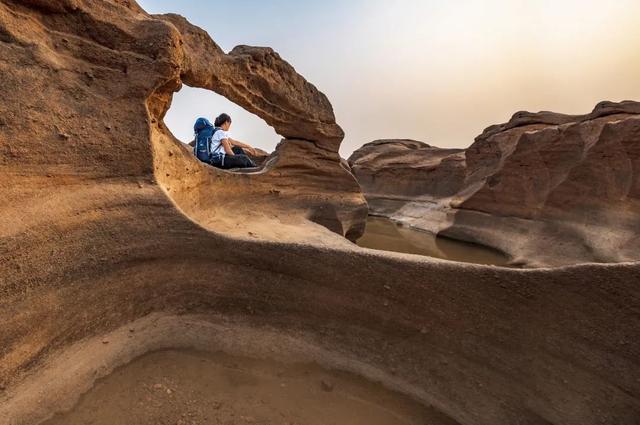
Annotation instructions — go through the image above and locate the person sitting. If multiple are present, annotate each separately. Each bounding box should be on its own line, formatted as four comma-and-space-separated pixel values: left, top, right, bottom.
210, 113, 259, 169
193, 113, 258, 169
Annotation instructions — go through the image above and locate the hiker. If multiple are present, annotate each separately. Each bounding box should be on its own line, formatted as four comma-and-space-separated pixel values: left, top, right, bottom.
193, 113, 258, 169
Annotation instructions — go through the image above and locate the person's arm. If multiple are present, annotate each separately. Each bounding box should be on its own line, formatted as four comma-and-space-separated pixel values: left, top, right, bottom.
229, 138, 257, 155
221, 138, 235, 155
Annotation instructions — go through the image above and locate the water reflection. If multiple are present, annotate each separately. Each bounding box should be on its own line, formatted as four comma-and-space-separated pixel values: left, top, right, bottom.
357, 216, 510, 266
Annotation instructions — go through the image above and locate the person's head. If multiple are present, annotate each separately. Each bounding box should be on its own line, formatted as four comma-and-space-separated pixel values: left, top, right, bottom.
214, 113, 232, 131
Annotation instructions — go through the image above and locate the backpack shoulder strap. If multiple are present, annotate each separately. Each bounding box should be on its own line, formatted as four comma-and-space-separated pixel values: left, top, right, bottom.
210, 127, 225, 154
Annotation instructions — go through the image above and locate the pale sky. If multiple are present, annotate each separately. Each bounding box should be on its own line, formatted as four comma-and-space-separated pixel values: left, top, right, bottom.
138, 0, 640, 157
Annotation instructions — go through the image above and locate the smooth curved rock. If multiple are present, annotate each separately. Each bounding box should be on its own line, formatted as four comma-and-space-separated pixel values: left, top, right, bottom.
146, 12, 365, 241
158, 13, 344, 149
349, 101, 640, 267
349, 139, 466, 199
1, 1, 640, 425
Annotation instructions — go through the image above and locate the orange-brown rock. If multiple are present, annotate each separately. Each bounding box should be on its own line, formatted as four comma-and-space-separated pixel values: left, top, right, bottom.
1, 1, 639, 425
159, 13, 344, 149
349, 139, 466, 199
349, 101, 640, 267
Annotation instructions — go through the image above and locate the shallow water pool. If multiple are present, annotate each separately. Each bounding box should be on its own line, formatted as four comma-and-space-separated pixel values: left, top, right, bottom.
357, 216, 510, 266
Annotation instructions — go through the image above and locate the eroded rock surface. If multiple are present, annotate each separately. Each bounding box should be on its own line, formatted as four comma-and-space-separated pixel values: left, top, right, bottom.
349, 139, 466, 200
159, 13, 345, 149
349, 101, 640, 267
1, 1, 639, 425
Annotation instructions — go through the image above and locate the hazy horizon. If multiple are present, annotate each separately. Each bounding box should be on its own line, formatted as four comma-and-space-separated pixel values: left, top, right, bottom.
138, 0, 640, 157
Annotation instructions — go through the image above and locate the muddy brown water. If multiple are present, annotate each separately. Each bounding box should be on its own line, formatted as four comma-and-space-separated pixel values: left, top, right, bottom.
42, 349, 454, 425
357, 216, 510, 266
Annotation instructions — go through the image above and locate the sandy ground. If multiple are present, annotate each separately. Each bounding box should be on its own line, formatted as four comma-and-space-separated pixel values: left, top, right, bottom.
0, 314, 458, 425
42, 349, 436, 425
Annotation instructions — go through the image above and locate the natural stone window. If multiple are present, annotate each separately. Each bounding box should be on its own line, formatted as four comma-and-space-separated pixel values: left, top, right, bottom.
165, 86, 281, 155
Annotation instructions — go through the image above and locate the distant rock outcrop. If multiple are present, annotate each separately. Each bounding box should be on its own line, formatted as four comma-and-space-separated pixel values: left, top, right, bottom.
349, 101, 640, 267
349, 139, 466, 199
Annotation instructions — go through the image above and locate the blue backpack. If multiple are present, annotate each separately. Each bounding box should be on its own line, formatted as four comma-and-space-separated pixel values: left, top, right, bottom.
193, 118, 222, 163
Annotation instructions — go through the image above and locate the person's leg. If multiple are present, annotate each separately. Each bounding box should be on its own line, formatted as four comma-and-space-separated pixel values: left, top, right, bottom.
209, 155, 223, 168
221, 154, 256, 169
231, 146, 246, 155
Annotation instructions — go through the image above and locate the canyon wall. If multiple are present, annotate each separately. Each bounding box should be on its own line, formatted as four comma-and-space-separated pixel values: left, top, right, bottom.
349, 101, 640, 267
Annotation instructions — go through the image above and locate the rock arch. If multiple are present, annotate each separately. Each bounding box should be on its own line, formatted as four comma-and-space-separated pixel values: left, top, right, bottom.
143, 12, 367, 241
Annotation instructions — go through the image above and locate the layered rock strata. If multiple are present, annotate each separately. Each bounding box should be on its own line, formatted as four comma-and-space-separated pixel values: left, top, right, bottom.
349, 101, 640, 267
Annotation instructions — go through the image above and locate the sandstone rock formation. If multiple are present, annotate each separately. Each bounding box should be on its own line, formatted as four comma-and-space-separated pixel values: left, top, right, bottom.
349, 101, 640, 267
1, 1, 640, 425
348, 139, 466, 199
159, 13, 344, 149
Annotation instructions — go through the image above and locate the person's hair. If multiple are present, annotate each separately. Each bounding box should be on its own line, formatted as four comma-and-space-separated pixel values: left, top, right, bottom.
214, 113, 232, 127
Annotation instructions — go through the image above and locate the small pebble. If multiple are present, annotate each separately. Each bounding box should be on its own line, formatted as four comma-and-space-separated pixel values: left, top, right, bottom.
320, 380, 334, 392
